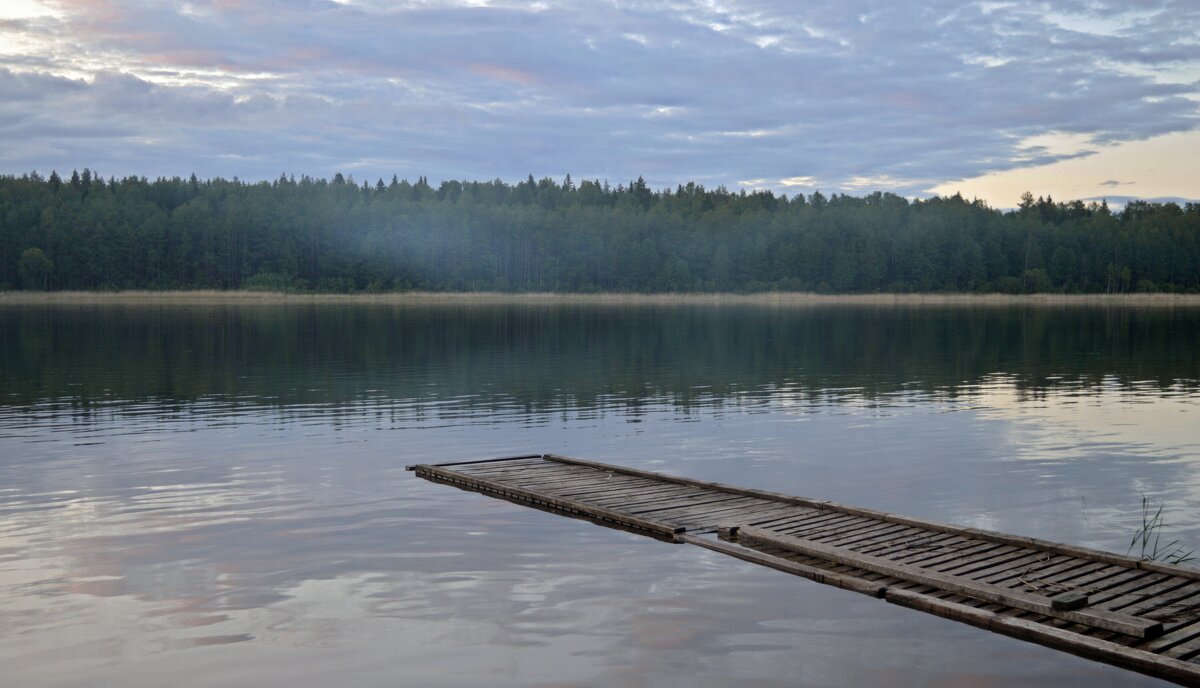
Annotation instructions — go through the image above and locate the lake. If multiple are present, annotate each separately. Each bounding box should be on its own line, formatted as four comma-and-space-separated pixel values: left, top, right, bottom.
2, 301, 1199, 687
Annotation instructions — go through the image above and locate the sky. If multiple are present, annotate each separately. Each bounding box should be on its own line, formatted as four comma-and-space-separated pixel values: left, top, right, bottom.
1, 0, 1198, 206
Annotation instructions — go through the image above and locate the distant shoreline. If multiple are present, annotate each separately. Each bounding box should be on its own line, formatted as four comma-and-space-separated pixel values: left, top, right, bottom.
4, 290, 1200, 307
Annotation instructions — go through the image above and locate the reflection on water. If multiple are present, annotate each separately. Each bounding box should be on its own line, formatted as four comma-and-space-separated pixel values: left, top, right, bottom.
2, 303, 1199, 687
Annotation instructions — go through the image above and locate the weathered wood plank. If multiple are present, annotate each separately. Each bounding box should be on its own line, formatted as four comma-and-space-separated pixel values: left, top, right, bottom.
544, 453, 1200, 580
1163, 633, 1200, 661
630, 499, 780, 526
898, 541, 1010, 568
596, 484, 736, 504
753, 544, 886, 581
502, 476, 643, 496
885, 589, 1200, 684
463, 470, 625, 492
678, 533, 888, 598
462, 464, 620, 486
735, 526, 1163, 638
625, 494, 752, 516
1139, 617, 1200, 653
588, 493, 717, 514
577, 484, 708, 506
672, 503, 800, 529
905, 544, 1021, 575
839, 527, 936, 554
411, 464, 683, 536
564, 490, 700, 510
816, 522, 915, 548
498, 470, 640, 490
758, 508, 840, 528
770, 514, 851, 535
816, 528, 922, 556
673, 499, 798, 521
938, 547, 1039, 576
799, 517, 892, 542
457, 462, 583, 480
959, 551, 1057, 583
1017, 559, 1149, 601
1132, 587, 1200, 621
578, 480, 715, 501
739, 508, 827, 530
781, 513, 869, 535
1087, 574, 1180, 610
860, 532, 963, 558
973, 557, 1130, 610
690, 498, 801, 518
976, 555, 1080, 585
739, 506, 825, 528
1109, 580, 1200, 621
560, 478, 693, 497
989, 558, 1111, 588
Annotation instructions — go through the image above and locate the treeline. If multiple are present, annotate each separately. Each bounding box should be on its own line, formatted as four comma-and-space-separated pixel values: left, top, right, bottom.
1, 170, 1199, 293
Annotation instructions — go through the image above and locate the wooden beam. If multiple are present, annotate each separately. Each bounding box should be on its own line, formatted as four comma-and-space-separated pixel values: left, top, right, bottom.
885, 589, 1200, 686
677, 533, 888, 599
734, 526, 1163, 639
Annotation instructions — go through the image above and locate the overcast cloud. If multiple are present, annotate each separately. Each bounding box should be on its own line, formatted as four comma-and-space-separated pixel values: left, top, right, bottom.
0, 0, 1198, 195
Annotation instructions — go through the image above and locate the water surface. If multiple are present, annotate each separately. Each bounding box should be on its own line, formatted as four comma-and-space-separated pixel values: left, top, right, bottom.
2, 302, 1199, 687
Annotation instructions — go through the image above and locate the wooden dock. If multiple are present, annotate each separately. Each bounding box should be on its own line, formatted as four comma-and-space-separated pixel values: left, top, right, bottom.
408, 453, 1200, 686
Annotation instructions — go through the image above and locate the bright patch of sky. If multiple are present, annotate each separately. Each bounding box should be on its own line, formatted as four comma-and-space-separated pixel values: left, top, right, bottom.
0, 0, 59, 20
0, 0, 1197, 205
934, 130, 1200, 207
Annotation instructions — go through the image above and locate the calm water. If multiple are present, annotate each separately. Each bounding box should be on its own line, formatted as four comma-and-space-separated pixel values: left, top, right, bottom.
2, 302, 1200, 687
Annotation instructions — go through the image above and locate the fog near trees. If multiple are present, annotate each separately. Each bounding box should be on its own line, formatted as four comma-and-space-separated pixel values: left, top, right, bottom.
2, 171, 1197, 293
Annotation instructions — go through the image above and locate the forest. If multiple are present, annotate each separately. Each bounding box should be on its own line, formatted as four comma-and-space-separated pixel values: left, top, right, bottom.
1, 170, 1198, 293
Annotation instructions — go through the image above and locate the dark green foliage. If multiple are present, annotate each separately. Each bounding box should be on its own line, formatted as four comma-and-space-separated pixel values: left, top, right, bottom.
16, 247, 52, 290
1, 171, 1198, 293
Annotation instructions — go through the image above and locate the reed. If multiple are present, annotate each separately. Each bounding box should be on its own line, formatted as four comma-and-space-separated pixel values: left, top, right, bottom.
1129, 496, 1196, 565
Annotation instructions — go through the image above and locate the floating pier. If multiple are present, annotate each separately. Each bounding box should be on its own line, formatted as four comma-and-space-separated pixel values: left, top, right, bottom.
408, 453, 1200, 686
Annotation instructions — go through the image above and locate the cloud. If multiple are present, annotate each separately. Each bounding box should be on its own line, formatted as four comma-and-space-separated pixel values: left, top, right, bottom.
0, 0, 1197, 194
778, 176, 816, 188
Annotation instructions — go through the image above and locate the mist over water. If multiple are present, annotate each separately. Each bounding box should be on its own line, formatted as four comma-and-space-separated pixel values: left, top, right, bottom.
2, 303, 1199, 687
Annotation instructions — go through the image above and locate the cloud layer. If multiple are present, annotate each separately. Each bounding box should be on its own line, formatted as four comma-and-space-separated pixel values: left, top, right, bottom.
1, 0, 1198, 194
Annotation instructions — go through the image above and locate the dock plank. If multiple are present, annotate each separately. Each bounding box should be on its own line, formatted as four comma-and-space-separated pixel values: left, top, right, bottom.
734, 526, 1162, 638
410, 454, 1200, 685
